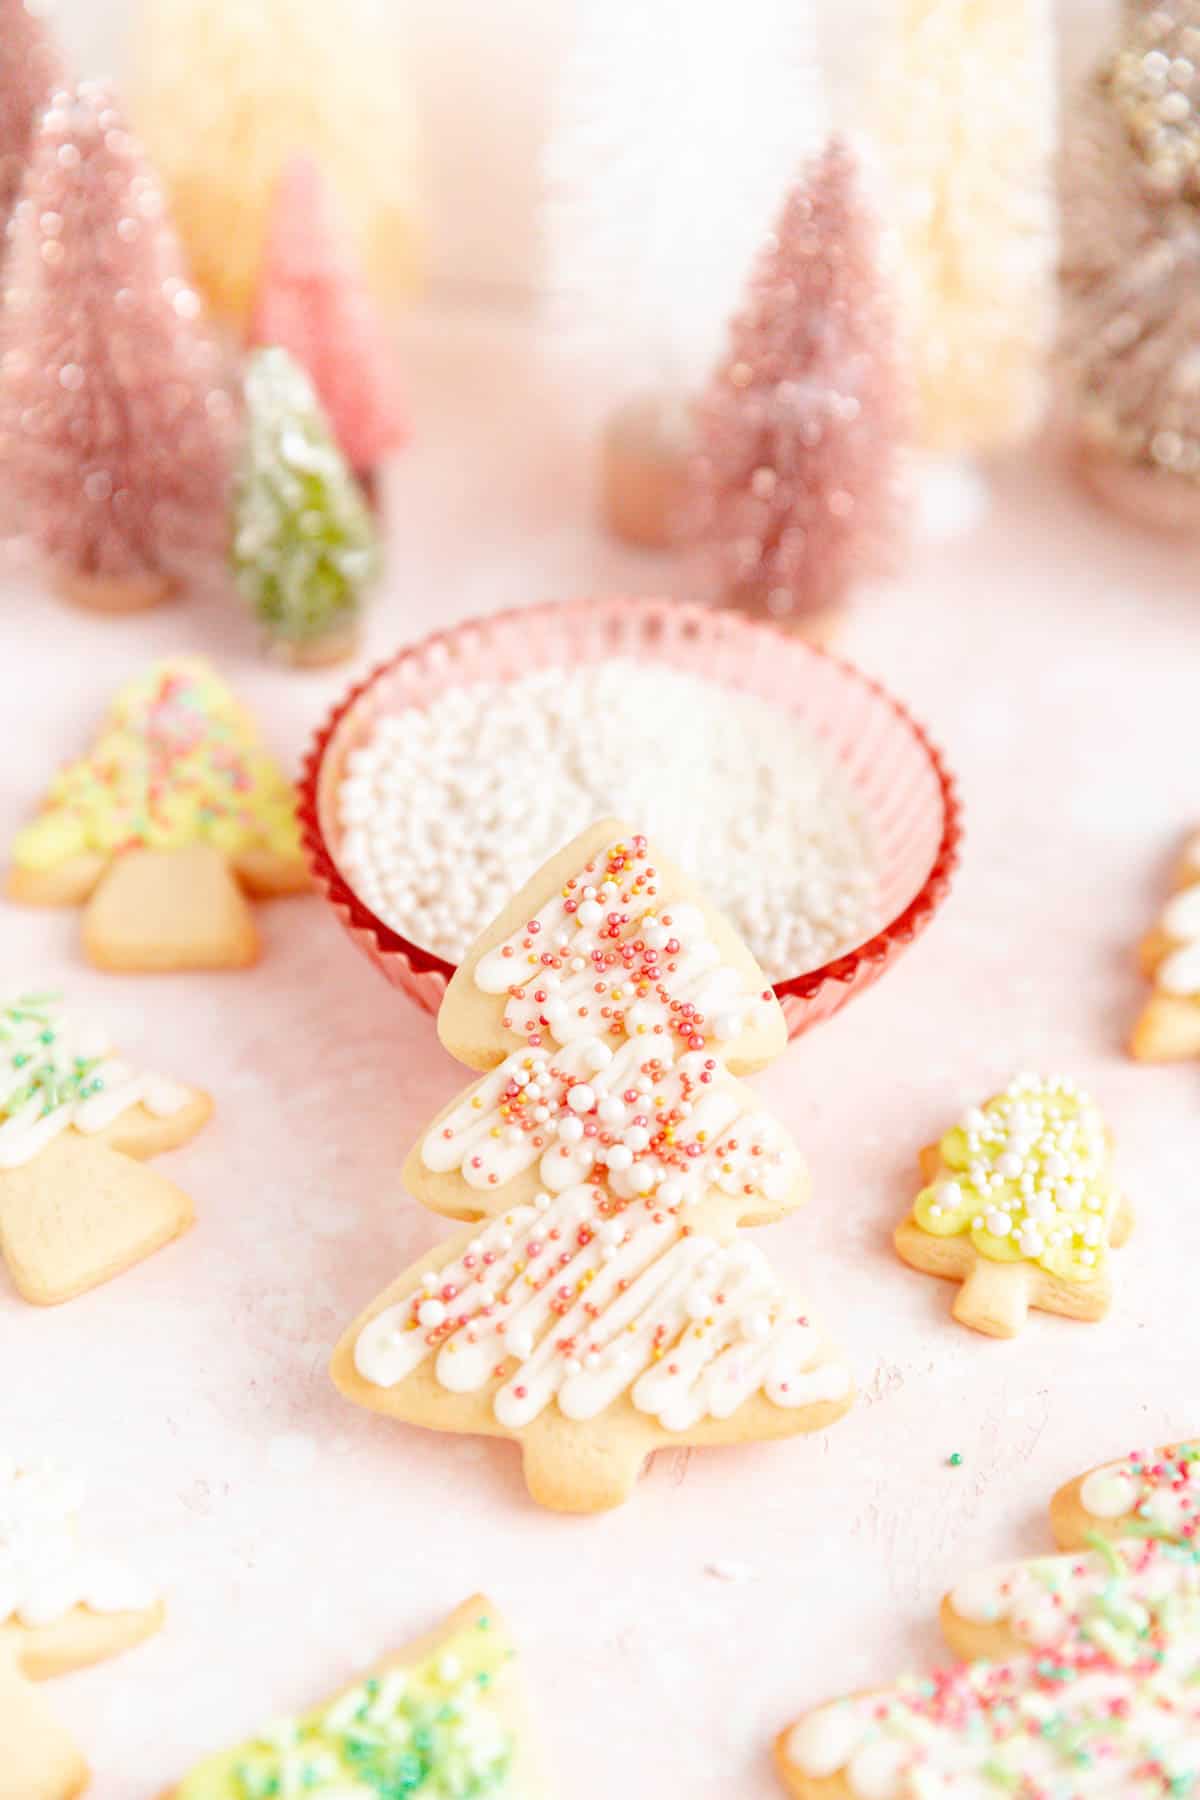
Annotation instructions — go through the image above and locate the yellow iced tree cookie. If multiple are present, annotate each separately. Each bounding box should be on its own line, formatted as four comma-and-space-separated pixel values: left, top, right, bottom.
0, 1458, 163, 1800
1131, 832, 1200, 1061
777, 1440, 1200, 1799
161, 1596, 546, 1799
332, 821, 853, 1513
0, 991, 212, 1304
894, 1074, 1133, 1337
8, 657, 309, 971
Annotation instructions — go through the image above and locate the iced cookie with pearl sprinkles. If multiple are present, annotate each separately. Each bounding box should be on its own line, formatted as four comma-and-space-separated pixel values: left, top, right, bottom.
160, 1597, 546, 1800
1132, 831, 1200, 1061
0, 991, 212, 1305
776, 1443, 1200, 1800
893, 1074, 1133, 1338
0, 1457, 162, 1800
332, 821, 852, 1513
7, 656, 309, 971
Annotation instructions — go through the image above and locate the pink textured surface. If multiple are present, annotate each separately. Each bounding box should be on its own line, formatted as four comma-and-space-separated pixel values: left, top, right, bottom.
1, 306, 1198, 1796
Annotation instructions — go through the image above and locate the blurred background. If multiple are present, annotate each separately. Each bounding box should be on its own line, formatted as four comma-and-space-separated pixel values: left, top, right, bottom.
54, 0, 1115, 301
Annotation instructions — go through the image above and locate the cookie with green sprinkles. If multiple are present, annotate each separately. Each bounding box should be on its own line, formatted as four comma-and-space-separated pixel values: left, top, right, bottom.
777, 1441, 1200, 1799
160, 1597, 547, 1800
0, 992, 211, 1305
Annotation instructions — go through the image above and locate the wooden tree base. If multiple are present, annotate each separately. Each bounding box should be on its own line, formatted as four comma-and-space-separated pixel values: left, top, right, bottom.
600, 391, 692, 550
724, 586, 840, 647
266, 627, 361, 669
1075, 442, 1200, 536
53, 567, 174, 613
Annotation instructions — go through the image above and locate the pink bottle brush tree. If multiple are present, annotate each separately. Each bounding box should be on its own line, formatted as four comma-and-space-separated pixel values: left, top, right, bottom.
0, 0, 62, 231
248, 155, 407, 496
0, 81, 234, 612
684, 136, 907, 638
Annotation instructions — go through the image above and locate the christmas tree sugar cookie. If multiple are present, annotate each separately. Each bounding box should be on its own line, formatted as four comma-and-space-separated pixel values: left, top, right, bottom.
0, 992, 211, 1304
0, 1457, 162, 1800
8, 658, 309, 970
1131, 832, 1200, 1061
332, 822, 852, 1514
1050, 1438, 1200, 1550
161, 1596, 546, 1799
894, 1073, 1133, 1337
777, 1443, 1200, 1799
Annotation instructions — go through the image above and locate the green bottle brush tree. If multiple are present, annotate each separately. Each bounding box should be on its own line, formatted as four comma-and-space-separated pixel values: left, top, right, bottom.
231, 346, 379, 666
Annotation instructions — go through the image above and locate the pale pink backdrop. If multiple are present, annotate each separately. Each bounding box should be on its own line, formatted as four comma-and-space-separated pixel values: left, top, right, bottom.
1, 304, 1197, 1795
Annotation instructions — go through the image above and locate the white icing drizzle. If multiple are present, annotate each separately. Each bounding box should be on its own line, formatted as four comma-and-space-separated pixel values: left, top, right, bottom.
422, 1036, 800, 1211
1158, 877, 1200, 996
0, 1457, 156, 1628
788, 1669, 1200, 1798
476, 893, 767, 1047
1079, 1465, 1142, 1520
790, 1536, 1200, 1798
0, 995, 191, 1170
1078, 1446, 1200, 1539
353, 1185, 848, 1431
949, 1538, 1200, 1652
355, 836, 847, 1437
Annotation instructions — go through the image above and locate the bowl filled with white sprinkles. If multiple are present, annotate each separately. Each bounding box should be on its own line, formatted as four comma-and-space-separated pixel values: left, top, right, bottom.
299, 596, 962, 1039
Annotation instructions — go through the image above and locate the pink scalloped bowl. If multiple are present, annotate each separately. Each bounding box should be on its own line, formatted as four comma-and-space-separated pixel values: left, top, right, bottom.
298, 597, 962, 1040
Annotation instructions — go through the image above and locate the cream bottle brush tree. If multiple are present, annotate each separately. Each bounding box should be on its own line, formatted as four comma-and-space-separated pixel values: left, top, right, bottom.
871, 0, 1057, 537
0, 81, 234, 612
1060, 0, 1200, 534
133, 0, 421, 326
332, 821, 853, 1514
542, 0, 826, 548
232, 347, 379, 667
0, 0, 62, 232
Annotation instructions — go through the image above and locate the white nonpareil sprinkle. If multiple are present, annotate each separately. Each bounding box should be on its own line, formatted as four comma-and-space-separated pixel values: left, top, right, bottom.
336, 660, 879, 981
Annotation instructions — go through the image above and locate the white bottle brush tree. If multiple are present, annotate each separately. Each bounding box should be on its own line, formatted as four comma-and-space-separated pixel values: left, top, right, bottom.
542, 0, 826, 548
231, 347, 379, 667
